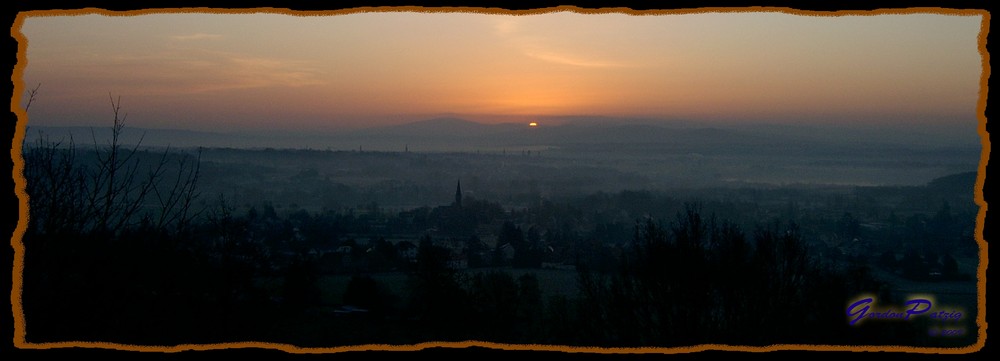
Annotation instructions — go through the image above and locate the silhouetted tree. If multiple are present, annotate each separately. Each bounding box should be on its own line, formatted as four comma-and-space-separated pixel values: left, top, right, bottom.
941, 252, 960, 279
878, 249, 898, 271
465, 235, 487, 268
406, 235, 470, 340
20, 94, 223, 344
343, 274, 395, 318
282, 253, 322, 310
571, 207, 899, 346
900, 247, 927, 280
364, 237, 399, 272
23, 94, 202, 238
467, 271, 521, 341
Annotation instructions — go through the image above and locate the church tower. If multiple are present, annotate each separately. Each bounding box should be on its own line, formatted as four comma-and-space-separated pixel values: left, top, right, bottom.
454, 180, 463, 208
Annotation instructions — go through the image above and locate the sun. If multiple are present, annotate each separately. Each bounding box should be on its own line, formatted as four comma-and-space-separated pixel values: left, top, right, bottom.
528, 122, 538, 127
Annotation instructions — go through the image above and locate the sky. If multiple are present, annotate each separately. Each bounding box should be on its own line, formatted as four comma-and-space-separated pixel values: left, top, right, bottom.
14, 8, 986, 133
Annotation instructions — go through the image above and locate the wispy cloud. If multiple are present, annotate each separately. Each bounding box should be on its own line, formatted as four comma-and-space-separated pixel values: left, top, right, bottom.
493, 17, 632, 68
493, 18, 520, 36
523, 50, 629, 68
203, 55, 327, 92
169, 33, 224, 41
75, 48, 328, 95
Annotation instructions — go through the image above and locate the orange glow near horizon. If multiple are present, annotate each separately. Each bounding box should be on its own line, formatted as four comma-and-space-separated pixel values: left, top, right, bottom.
15, 9, 984, 132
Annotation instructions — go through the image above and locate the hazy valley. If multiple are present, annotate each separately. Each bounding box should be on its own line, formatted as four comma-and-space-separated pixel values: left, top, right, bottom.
17, 116, 984, 347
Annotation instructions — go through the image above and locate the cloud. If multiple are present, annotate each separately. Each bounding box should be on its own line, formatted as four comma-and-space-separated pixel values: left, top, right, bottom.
65, 48, 328, 95
523, 49, 629, 68
493, 18, 632, 68
169, 33, 224, 41
493, 18, 520, 36
205, 55, 327, 91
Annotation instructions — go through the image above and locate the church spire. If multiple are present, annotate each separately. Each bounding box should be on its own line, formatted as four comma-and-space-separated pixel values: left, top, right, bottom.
455, 180, 462, 208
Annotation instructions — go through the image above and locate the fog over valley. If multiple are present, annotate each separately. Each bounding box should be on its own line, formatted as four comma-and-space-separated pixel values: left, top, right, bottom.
24, 116, 982, 212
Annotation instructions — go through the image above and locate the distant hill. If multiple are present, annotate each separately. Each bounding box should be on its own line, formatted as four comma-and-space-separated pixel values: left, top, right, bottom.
349, 117, 751, 144
348, 117, 523, 139
927, 171, 979, 194
20, 118, 982, 161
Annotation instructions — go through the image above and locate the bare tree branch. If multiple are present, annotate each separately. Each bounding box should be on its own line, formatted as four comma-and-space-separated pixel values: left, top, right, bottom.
23, 83, 40, 112
26, 91, 203, 239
